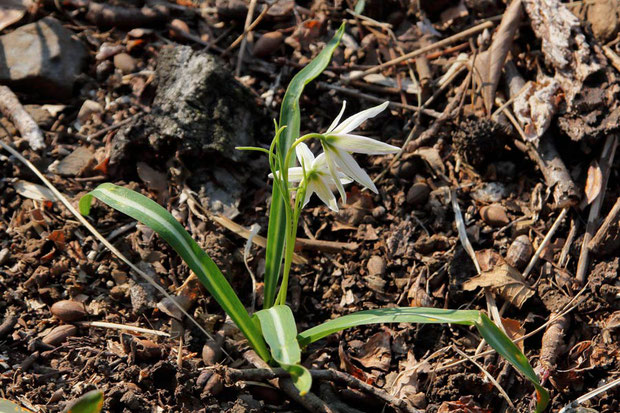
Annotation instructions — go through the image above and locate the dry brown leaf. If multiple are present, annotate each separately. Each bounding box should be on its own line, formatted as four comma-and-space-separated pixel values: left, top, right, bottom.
0, 0, 29, 32
415, 147, 445, 175
13, 180, 56, 202
339, 342, 372, 384
585, 161, 603, 204
475, 249, 505, 272
501, 317, 526, 352
474, 0, 523, 113
353, 330, 391, 371
463, 263, 534, 308
511, 76, 561, 141
389, 351, 430, 407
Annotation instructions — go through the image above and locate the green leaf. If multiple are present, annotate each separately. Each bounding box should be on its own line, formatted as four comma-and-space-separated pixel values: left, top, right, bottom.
80, 183, 270, 362
63, 390, 103, 413
254, 305, 312, 395
297, 307, 549, 413
263, 23, 346, 309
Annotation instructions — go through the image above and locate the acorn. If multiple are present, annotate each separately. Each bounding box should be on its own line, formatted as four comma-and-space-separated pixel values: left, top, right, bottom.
50, 300, 87, 322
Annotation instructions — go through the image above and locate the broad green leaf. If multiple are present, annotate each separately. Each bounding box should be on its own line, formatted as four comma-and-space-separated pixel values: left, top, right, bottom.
80, 183, 270, 362
254, 305, 312, 395
263, 23, 346, 309
63, 390, 103, 413
0, 399, 34, 412
297, 307, 549, 413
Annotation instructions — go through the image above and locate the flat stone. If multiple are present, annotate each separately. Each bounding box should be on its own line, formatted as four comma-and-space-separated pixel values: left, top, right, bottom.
48, 147, 95, 176
0, 17, 87, 99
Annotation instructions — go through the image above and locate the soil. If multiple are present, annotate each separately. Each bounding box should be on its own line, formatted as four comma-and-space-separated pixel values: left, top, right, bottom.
0, 1, 619, 413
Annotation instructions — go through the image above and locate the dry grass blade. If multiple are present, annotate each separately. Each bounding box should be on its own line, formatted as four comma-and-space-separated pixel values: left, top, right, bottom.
474, 0, 523, 113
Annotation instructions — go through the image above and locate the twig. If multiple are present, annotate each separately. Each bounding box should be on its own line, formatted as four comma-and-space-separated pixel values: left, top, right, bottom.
576, 134, 618, 284
0, 314, 18, 339
452, 346, 515, 410
241, 350, 337, 413
522, 208, 569, 278
588, 196, 620, 253
86, 113, 140, 141
225, 366, 420, 413
235, 0, 258, 77
0, 86, 45, 150
317, 82, 442, 118
225, 3, 272, 53
0, 140, 223, 349
559, 216, 579, 268
76, 321, 170, 337
347, 21, 495, 80
295, 238, 359, 252
559, 377, 620, 413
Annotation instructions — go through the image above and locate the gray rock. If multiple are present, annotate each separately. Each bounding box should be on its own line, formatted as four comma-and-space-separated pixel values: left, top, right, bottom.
0, 17, 87, 99
109, 45, 266, 171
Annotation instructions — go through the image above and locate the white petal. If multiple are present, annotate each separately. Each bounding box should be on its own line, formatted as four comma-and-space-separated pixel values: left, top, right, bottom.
269, 167, 304, 183
331, 101, 389, 135
314, 175, 339, 212
326, 101, 347, 133
332, 148, 378, 193
286, 167, 305, 183
330, 133, 400, 155
295, 142, 315, 170
302, 181, 315, 208
322, 146, 347, 204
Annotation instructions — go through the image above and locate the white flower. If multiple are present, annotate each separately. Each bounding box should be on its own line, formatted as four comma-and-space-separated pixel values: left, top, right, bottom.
270, 143, 351, 212
321, 101, 399, 197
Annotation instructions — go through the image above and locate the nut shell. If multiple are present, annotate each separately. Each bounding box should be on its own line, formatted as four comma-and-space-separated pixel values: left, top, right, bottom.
506, 235, 534, 271
51, 300, 87, 322
43, 324, 78, 346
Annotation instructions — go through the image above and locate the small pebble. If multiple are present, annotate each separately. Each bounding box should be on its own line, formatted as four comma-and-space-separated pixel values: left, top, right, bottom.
253, 31, 284, 58
113, 53, 136, 74
169, 19, 190, 40
480, 204, 510, 227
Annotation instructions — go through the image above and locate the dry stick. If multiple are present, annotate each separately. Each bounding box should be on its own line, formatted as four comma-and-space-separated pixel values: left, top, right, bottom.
235, 0, 258, 77
0, 86, 45, 150
588, 196, 620, 253
86, 113, 140, 141
225, 3, 272, 53
452, 346, 515, 410
437, 281, 589, 372
559, 216, 579, 268
225, 367, 420, 413
559, 376, 620, 413
76, 321, 170, 337
373, 66, 470, 184
242, 350, 337, 413
317, 82, 442, 118
0, 140, 227, 354
348, 21, 495, 81
576, 134, 618, 284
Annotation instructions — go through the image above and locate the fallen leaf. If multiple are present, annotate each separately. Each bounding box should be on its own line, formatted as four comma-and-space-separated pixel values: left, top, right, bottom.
353, 330, 391, 371
339, 342, 372, 384
389, 351, 430, 407
438, 396, 492, 413
585, 161, 602, 204
13, 180, 56, 202
415, 147, 445, 175
474, 0, 523, 113
501, 317, 526, 352
463, 263, 534, 308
